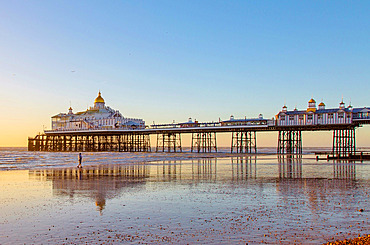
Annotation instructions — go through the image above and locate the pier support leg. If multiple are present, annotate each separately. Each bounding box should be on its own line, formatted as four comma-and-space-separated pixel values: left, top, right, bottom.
27, 133, 151, 152
277, 130, 302, 154
191, 132, 217, 153
136, 134, 151, 152
332, 128, 355, 158
156, 133, 182, 152
231, 131, 257, 153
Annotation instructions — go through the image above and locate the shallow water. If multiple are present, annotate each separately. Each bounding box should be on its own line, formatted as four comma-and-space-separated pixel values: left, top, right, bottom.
0, 149, 369, 244
0, 147, 337, 170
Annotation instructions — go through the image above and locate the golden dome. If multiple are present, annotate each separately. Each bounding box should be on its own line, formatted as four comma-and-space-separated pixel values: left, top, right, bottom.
94, 91, 105, 103
318, 102, 325, 106
308, 98, 316, 103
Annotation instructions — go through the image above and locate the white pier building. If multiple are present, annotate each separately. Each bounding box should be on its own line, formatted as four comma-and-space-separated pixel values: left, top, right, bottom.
276, 98, 370, 126
51, 92, 145, 131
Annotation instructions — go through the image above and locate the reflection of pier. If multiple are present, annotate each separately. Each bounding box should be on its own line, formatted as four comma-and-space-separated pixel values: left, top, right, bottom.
191, 158, 217, 181
154, 158, 217, 182
278, 155, 302, 179
28, 157, 361, 214
29, 165, 149, 214
155, 161, 182, 182
231, 156, 257, 181
29, 165, 149, 180
333, 161, 356, 179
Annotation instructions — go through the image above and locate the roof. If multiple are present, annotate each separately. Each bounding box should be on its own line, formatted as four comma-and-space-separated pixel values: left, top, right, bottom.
352, 107, 370, 113
124, 121, 141, 126
51, 113, 64, 118
94, 91, 105, 103
222, 118, 267, 123
75, 109, 102, 115
278, 107, 370, 116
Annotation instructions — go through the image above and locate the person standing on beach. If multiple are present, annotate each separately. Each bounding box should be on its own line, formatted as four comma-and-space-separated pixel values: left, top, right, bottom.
77, 153, 83, 168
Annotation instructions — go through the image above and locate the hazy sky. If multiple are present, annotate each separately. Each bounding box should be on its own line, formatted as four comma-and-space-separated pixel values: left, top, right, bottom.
0, 1, 369, 147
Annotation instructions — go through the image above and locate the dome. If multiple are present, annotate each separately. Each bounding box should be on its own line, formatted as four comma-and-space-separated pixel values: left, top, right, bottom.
308, 98, 316, 103
318, 102, 325, 106
94, 91, 105, 103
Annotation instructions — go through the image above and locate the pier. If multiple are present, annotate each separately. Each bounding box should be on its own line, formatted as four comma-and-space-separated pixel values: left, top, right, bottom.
28, 96, 370, 158
28, 123, 368, 158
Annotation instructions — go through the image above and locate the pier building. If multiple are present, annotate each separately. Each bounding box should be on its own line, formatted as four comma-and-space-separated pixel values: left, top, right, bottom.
51, 92, 145, 131
275, 98, 368, 126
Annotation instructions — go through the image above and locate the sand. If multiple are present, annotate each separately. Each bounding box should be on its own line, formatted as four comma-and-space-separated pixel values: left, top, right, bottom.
0, 154, 369, 244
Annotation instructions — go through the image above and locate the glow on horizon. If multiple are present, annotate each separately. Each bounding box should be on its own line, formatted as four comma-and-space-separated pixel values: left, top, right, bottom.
0, 1, 369, 147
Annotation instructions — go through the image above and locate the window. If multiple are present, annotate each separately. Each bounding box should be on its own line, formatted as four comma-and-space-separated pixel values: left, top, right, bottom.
338, 113, 344, 119
289, 115, 294, 120
299, 115, 304, 120
318, 114, 322, 120
328, 113, 334, 119
307, 115, 313, 120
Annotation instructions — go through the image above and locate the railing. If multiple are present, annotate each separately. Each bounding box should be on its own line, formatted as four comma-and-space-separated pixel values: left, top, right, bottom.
150, 122, 221, 129
45, 115, 367, 134
45, 126, 145, 133
353, 115, 370, 119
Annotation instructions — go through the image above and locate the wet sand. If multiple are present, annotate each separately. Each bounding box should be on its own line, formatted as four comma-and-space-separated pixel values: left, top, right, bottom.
0, 154, 369, 244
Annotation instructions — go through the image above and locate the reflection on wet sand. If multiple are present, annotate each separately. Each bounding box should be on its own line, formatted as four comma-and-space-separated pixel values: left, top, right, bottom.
278, 155, 302, 179
232, 156, 257, 181
10, 156, 369, 244
28, 156, 362, 214
276, 156, 361, 222
333, 160, 356, 179
29, 165, 149, 214
153, 158, 218, 182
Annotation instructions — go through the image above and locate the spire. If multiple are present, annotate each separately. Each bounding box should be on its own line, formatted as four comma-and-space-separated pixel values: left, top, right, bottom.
339, 97, 345, 109
282, 104, 287, 112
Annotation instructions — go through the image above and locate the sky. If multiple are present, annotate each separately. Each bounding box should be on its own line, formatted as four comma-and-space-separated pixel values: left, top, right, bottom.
0, 0, 369, 147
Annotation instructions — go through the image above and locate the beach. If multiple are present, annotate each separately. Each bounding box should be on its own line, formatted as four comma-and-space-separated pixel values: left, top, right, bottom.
0, 148, 369, 244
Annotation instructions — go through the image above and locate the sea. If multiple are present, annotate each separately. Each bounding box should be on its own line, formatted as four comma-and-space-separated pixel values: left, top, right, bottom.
0, 147, 369, 244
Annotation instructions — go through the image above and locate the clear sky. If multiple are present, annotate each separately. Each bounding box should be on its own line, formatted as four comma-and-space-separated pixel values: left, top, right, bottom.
0, 1, 369, 147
